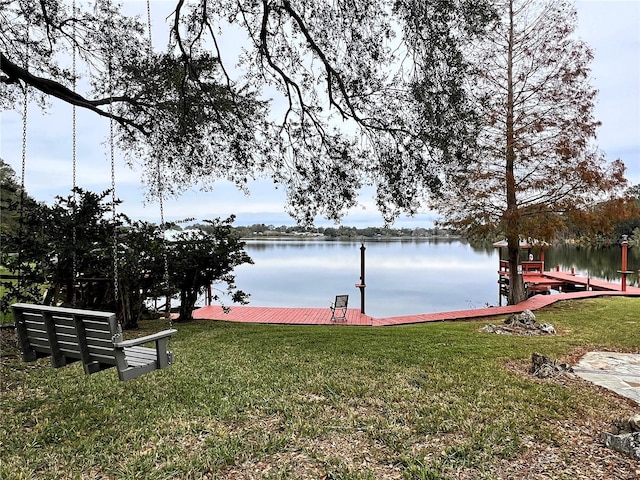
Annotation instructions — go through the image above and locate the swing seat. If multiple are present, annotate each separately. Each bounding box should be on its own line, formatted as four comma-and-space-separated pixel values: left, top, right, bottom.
12, 303, 177, 382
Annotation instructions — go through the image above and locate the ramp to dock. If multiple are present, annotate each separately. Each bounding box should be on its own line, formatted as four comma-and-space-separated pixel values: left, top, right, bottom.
542, 271, 640, 293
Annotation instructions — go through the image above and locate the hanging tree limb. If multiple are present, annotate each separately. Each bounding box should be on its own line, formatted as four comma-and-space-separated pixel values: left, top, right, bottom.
0, 51, 147, 134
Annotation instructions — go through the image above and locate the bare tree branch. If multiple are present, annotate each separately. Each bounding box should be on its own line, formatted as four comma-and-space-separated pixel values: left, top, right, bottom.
1, 51, 147, 134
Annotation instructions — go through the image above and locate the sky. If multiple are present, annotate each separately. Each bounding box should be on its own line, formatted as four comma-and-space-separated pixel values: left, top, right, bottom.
1, 0, 639, 229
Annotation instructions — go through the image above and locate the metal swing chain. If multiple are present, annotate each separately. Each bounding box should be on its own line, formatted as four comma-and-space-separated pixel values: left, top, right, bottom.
109, 98, 119, 304
146, 0, 153, 58
21, 92, 27, 191
18, 26, 29, 295
72, 0, 78, 306
106, 3, 119, 305
20, 38, 28, 192
158, 158, 172, 329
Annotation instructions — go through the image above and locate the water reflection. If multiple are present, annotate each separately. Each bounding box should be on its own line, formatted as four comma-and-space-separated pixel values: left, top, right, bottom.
231, 239, 500, 317
545, 244, 639, 281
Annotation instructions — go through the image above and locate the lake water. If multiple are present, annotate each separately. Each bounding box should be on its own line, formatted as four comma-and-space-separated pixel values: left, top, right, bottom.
223, 238, 639, 318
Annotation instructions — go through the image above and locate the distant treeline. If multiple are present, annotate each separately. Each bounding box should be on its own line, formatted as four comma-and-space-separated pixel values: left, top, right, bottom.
181, 216, 640, 245
189, 223, 456, 239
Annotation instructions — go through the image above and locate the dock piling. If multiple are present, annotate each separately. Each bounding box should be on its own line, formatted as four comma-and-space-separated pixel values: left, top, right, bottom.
618, 237, 633, 292
355, 241, 366, 314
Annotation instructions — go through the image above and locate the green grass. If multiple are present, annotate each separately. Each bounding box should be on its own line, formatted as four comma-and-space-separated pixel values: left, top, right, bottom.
1, 297, 639, 479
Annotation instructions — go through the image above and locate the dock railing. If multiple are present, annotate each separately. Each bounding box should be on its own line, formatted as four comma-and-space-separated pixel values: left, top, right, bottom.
499, 260, 544, 276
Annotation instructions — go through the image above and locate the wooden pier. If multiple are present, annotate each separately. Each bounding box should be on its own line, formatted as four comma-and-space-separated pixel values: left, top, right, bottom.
495, 237, 640, 300
497, 259, 640, 298
543, 270, 638, 292
192, 284, 640, 327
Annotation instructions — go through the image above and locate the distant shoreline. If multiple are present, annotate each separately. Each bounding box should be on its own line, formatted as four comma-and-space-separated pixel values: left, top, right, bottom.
240, 234, 463, 241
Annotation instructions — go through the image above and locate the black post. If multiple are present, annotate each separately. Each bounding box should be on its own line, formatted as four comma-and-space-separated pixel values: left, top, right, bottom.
356, 242, 366, 314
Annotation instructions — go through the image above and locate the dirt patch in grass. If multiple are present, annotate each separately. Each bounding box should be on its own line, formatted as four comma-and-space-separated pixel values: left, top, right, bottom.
214, 426, 640, 480
0, 326, 18, 354
219, 433, 406, 480
0, 326, 29, 394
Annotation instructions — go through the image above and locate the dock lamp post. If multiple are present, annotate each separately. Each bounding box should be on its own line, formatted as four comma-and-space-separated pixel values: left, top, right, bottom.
355, 241, 366, 314
618, 235, 633, 292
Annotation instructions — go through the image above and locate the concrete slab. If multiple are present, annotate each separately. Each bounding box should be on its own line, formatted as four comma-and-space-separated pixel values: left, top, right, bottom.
573, 352, 640, 404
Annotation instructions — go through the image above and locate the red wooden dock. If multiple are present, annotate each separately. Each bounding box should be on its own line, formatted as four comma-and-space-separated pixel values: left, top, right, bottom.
499, 259, 640, 296
193, 305, 374, 326
193, 283, 640, 327
542, 270, 640, 292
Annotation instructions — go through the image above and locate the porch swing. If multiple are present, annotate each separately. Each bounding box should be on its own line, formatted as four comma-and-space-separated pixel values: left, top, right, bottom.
12, 1, 176, 382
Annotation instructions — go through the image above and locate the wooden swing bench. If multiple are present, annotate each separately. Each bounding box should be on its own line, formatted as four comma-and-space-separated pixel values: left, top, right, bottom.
12, 303, 177, 382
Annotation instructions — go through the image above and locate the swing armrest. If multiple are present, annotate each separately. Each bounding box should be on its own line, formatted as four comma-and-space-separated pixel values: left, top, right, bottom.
113, 329, 177, 348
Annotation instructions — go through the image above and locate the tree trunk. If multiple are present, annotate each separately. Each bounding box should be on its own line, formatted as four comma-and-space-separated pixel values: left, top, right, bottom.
64, 275, 74, 306
505, 0, 527, 305
507, 236, 526, 305
121, 289, 140, 330
178, 288, 197, 322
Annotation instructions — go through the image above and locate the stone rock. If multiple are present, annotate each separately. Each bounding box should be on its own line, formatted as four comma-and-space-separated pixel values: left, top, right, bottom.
530, 352, 572, 378
481, 323, 513, 334
531, 352, 553, 375
538, 323, 556, 334
631, 414, 640, 433
536, 364, 557, 378
557, 362, 573, 373
519, 309, 536, 327
604, 432, 640, 460
613, 414, 640, 434
486, 314, 554, 336
504, 310, 537, 329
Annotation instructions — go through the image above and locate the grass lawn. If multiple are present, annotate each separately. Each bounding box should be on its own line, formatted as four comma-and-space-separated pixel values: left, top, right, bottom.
1, 297, 639, 479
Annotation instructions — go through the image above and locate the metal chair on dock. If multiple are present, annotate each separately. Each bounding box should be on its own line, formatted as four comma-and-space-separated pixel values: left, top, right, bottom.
330, 295, 349, 321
